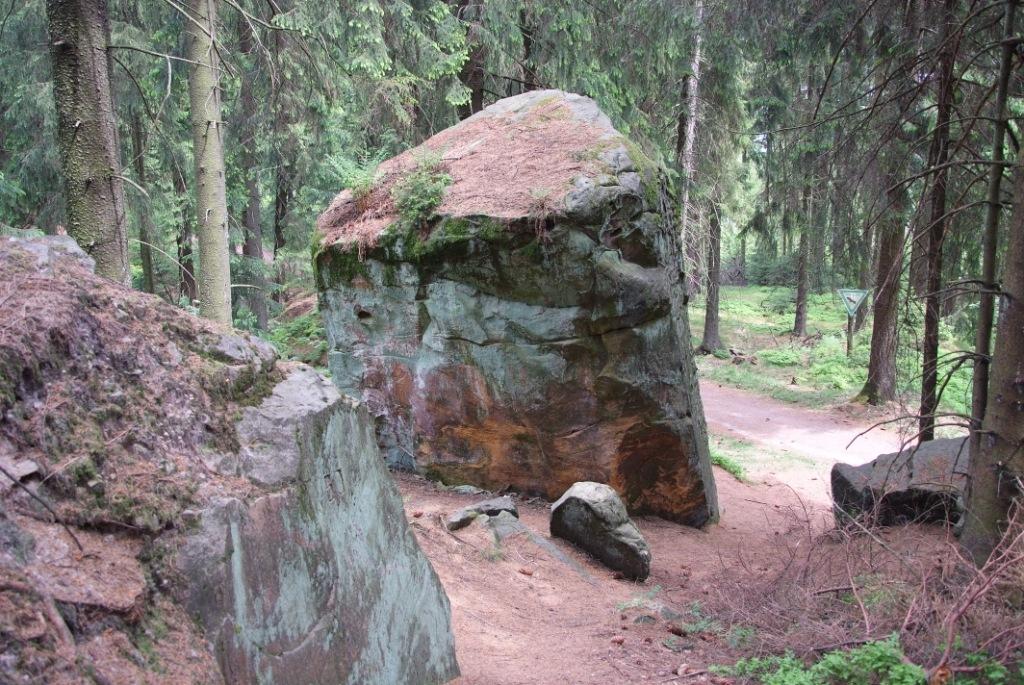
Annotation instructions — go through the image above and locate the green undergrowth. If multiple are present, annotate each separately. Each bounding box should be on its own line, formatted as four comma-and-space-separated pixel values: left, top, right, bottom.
391, 151, 452, 227
267, 310, 328, 369
690, 286, 973, 415
711, 635, 926, 685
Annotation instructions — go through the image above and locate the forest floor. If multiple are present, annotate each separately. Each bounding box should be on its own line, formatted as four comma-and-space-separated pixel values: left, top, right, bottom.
398, 382, 932, 685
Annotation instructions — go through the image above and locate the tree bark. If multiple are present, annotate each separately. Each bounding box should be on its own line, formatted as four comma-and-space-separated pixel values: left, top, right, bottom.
238, 14, 268, 330
171, 168, 198, 303
678, 0, 704, 294
858, 4, 915, 404
129, 108, 155, 294
794, 69, 814, 339
699, 207, 723, 352
918, 0, 958, 442
455, 0, 486, 119
855, 175, 876, 333
858, 179, 906, 404
794, 228, 810, 337
739, 232, 747, 280
46, 0, 130, 285
519, 8, 538, 93
185, 0, 232, 325
961, 163, 1024, 563
970, 0, 1018, 452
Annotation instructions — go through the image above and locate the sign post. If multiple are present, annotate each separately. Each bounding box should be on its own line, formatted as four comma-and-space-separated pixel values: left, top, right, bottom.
836, 288, 870, 357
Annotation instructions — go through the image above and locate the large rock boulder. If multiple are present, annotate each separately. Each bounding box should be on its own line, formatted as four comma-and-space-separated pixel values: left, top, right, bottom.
0, 236, 458, 685
831, 438, 969, 527
550, 482, 651, 581
315, 90, 718, 527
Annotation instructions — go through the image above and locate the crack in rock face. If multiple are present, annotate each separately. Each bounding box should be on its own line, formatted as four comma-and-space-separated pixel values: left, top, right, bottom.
316, 90, 719, 527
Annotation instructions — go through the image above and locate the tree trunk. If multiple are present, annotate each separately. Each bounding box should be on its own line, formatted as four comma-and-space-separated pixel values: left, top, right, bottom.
185, 0, 232, 325
173, 168, 197, 303
519, 8, 538, 92
858, 3, 916, 404
970, 0, 1018, 452
942, 232, 962, 317
238, 14, 268, 330
855, 190, 875, 333
908, 217, 929, 298
961, 163, 1024, 563
794, 123, 814, 338
46, 0, 130, 285
794, 228, 810, 337
129, 109, 155, 294
858, 180, 906, 405
919, 0, 958, 442
455, 0, 486, 119
699, 207, 723, 352
678, 0, 703, 294
268, 9, 294, 261
739, 232, 747, 280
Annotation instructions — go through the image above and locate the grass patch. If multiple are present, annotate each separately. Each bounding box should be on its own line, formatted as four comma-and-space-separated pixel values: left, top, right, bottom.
690, 285, 973, 414
708, 433, 814, 481
710, 446, 747, 481
616, 584, 663, 612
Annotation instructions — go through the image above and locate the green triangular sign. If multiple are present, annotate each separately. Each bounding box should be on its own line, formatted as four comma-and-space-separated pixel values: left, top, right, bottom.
837, 288, 870, 317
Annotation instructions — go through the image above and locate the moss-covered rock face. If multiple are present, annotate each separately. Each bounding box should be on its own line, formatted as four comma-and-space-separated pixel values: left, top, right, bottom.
0, 236, 457, 685
178, 368, 459, 685
316, 91, 718, 527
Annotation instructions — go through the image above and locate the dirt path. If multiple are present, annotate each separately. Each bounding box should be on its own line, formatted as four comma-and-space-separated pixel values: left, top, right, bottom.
699, 381, 907, 503
400, 471, 820, 685
401, 382, 918, 684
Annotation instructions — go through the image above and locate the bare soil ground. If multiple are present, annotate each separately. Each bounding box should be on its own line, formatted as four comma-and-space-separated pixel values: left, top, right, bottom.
700, 382, 907, 504
397, 382, 939, 684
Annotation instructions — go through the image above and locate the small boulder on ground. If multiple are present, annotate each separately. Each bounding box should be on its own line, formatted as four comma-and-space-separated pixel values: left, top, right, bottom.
550, 482, 651, 581
445, 496, 519, 531
831, 437, 968, 527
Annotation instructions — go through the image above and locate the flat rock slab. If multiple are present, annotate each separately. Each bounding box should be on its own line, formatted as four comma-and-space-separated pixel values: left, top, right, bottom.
550, 481, 651, 581
178, 368, 460, 685
831, 437, 969, 527
445, 496, 518, 531
15, 515, 145, 614
482, 511, 595, 584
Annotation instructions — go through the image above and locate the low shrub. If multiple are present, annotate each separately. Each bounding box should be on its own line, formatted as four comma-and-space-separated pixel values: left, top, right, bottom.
759, 347, 803, 367
714, 635, 926, 685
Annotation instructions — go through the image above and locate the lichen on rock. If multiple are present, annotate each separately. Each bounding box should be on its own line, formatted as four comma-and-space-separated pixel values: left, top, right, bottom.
315, 90, 719, 527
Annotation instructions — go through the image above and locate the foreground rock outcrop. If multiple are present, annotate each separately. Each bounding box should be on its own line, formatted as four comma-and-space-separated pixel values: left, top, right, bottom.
0, 236, 458, 684
315, 90, 718, 526
831, 438, 968, 527
550, 482, 651, 581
